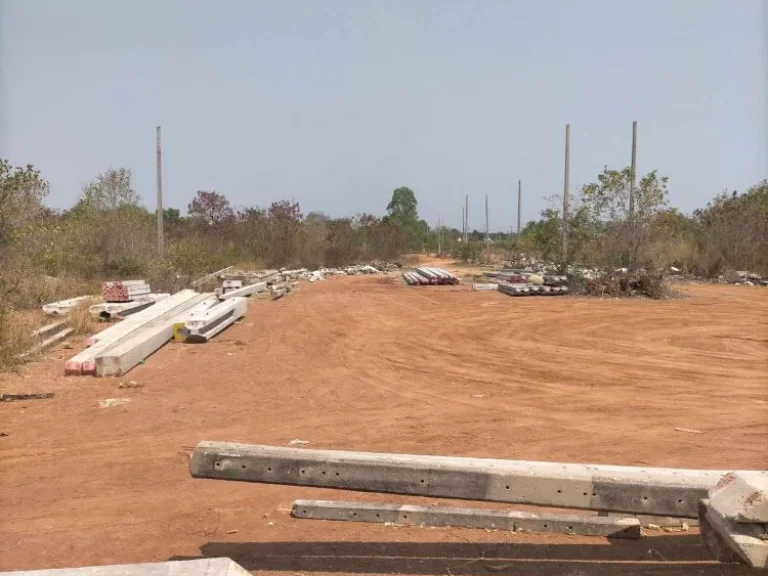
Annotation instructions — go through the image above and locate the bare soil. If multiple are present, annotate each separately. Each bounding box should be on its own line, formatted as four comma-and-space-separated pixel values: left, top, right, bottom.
1, 271, 766, 576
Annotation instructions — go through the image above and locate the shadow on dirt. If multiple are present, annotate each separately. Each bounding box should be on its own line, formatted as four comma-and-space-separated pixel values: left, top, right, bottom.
170, 536, 752, 575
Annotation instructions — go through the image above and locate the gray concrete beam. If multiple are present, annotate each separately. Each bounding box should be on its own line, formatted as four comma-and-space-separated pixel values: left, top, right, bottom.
291, 499, 641, 538
189, 442, 758, 518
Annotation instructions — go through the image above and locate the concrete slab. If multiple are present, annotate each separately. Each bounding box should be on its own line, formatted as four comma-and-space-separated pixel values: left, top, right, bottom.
292, 499, 641, 538
189, 442, 763, 518
1, 558, 250, 576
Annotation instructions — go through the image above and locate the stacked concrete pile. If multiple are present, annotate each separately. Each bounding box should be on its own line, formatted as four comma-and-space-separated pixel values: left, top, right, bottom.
173, 297, 248, 343
42, 296, 94, 316
723, 269, 768, 287
402, 267, 459, 285
487, 269, 569, 297
65, 290, 221, 376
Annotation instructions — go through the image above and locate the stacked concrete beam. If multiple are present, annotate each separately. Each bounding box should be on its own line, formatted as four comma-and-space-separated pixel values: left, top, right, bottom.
102, 280, 150, 302
221, 279, 243, 293
19, 320, 73, 359
65, 290, 201, 375
412, 267, 458, 285
498, 283, 567, 297
94, 294, 215, 376
218, 281, 266, 301
1, 558, 252, 576
292, 499, 641, 538
191, 265, 234, 287
42, 296, 93, 316
175, 297, 247, 343
189, 442, 762, 518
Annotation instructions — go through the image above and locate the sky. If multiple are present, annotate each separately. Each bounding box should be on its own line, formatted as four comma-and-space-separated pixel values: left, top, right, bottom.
1, 0, 766, 231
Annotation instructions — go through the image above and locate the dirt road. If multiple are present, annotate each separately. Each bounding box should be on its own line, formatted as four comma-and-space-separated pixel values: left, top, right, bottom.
1, 275, 766, 575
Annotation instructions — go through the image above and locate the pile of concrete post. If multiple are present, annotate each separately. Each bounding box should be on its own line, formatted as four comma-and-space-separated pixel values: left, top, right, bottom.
486, 269, 569, 297
724, 269, 768, 287
42, 296, 93, 316
402, 267, 459, 285
65, 290, 220, 376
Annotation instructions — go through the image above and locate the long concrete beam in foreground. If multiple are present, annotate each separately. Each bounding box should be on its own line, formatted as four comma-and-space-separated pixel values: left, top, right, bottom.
95, 294, 215, 376
65, 290, 201, 375
189, 442, 763, 518
292, 499, 641, 538
1, 559, 250, 576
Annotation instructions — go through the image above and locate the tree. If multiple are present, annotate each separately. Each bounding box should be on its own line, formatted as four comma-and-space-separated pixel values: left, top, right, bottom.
580, 167, 668, 267
384, 187, 422, 251
0, 160, 49, 253
387, 187, 418, 219
80, 168, 139, 211
188, 190, 233, 226
163, 208, 181, 223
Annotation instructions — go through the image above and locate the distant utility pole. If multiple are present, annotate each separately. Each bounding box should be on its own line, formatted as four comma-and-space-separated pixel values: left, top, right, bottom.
156, 126, 164, 259
629, 120, 638, 269
436, 216, 441, 255
562, 124, 570, 272
465, 194, 469, 243
517, 180, 522, 236
485, 194, 489, 247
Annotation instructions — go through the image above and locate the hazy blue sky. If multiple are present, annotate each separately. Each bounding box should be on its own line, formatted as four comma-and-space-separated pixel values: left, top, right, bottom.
1, 0, 766, 230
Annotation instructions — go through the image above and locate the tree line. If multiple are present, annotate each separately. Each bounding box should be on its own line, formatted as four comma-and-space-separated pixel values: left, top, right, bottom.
1, 157, 766, 309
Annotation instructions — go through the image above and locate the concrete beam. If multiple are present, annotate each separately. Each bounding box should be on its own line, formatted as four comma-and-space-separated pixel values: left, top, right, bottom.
176, 297, 247, 343
95, 294, 215, 376
291, 499, 641, 538
189, 442, 756, 518
1, 559, 250, 576
191, 265, 234, 287
65, 290, 201, 375
699, 499, 768, 568
218, 282, 266, 300
709, 472, 768, 523
43, 296, 93, 316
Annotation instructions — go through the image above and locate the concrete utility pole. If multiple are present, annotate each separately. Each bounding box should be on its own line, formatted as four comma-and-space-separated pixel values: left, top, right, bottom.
562, 124, 570, 272
517, 180, 522, 236
465, 194, 469, 243
156, 126, 164, 259
439, 216, 443, 255
485, 194, 489, 247
629, 120, 638, 269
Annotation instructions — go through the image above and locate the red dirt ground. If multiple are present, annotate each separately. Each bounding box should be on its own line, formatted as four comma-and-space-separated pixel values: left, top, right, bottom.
1, 273, 766, 576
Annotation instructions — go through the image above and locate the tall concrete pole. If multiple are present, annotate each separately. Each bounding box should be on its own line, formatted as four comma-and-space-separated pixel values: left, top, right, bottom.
517, 180, 522, 236
629, 120, 637, 269
465, 194, 469, 243
562, 124, 570, 272
485, 194, 489, 247
156, 126, 164, 259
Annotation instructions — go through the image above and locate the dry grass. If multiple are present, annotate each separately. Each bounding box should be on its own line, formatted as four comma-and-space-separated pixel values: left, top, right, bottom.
66, 297, 99, 336
0, 311, 40, 372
